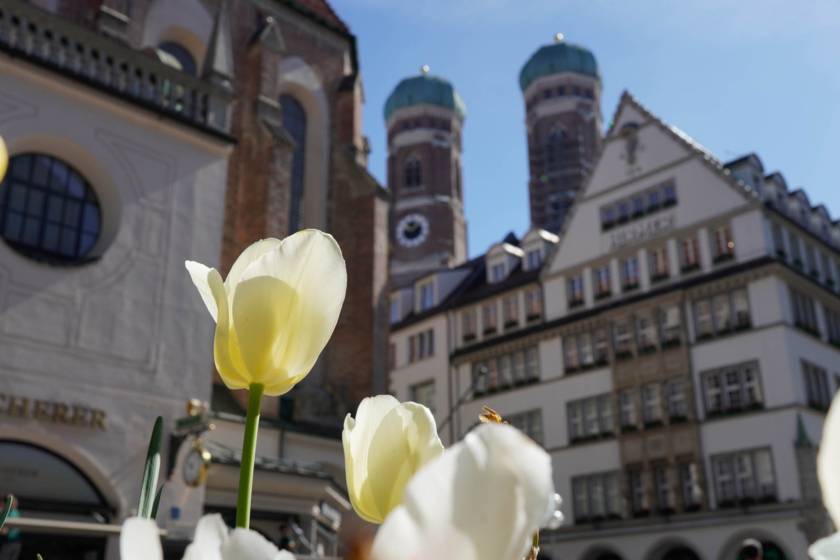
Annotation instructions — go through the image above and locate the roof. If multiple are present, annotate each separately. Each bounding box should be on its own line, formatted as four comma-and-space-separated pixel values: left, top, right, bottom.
384, 74, 466, 122
519, 40, 599, 91
282, 0, 349, 33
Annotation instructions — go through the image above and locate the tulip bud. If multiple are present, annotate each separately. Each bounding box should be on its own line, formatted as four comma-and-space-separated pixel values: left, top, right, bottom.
342, 395, 444, 524
186, 230, 347, 396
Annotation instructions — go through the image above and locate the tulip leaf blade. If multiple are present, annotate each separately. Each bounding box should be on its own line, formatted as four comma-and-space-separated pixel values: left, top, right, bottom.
138, 416, 163, 519
0, 494, 12, 530
151, 484, 165, 520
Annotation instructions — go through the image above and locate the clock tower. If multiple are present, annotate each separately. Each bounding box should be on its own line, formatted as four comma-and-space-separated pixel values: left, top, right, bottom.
385, 67, 468, 288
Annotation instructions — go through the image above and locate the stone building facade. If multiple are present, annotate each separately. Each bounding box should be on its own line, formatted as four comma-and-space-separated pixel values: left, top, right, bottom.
0, 0, 387, 557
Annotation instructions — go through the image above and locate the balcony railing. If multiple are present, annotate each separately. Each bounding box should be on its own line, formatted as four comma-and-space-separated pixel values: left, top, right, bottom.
0, 0, 231, 135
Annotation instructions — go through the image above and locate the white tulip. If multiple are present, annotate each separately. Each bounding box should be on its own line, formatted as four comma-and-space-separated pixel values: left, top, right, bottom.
343, 395, 444, 524
369, 423, 556, 560
120, 514, 296, 560
186, 230, 347, 396
811, 392, 840, 559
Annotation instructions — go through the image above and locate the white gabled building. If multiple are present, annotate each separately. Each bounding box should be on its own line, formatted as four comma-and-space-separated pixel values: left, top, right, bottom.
388, 92, 840, 560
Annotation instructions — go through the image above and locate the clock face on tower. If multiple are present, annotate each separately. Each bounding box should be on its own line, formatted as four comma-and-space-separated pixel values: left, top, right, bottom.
396, 213, 430, 248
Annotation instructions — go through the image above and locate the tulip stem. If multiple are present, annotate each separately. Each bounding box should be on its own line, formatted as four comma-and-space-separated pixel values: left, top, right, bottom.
236, 383, 264, 529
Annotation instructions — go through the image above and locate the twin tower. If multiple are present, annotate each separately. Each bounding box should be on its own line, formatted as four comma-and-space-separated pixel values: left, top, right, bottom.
387, 36, 603, 287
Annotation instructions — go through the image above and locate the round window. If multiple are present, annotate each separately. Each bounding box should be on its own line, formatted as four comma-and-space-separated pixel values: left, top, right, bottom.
0, 153, 102, 265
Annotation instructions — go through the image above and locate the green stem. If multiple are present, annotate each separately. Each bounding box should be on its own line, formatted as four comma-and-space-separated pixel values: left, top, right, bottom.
236, 383, 264, 529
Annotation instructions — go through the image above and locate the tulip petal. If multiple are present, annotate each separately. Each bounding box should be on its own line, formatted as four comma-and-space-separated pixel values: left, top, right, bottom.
185, 261, 220, 322
238, 230, 347, 394
370, 423, 553, 560
820, 393, 840, 529
183, 514, 227, 560
222, 528, 285, 559
120, 517, 163, 560
209, 267, 250, 390
810, 532, 840, 560
0, 136, 7, 183
224, 238, 284, 298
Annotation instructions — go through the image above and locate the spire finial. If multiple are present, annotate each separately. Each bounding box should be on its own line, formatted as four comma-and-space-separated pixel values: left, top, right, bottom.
554, 32, 565, 43
420, 64, 430, 75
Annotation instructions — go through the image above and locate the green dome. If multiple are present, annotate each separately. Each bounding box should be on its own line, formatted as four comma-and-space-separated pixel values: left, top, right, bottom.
519, 40, 599, 91
384, 74, 466, 122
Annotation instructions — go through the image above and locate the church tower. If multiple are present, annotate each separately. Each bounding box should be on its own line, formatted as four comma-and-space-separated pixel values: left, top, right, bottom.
520, 34, 603, 233
385, 67, 468, 288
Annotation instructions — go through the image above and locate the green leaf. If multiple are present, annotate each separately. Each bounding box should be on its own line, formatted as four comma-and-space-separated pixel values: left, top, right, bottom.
0, 495, 12, 531
138, 417, 163, 519
151, 484, 165, 520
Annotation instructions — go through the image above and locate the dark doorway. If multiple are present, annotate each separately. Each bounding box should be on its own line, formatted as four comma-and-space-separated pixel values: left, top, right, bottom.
662, 547, 701, 560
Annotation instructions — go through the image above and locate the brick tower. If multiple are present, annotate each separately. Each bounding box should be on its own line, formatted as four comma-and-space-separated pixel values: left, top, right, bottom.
385, 66, 468, 288
520, 34, 603, 232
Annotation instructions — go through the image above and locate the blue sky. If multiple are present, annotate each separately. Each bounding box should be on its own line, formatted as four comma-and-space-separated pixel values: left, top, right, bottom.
332, 0, 840, 257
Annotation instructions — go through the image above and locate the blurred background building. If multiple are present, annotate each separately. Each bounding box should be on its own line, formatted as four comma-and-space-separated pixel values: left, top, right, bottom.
0, 0, 386, 558
387, 39, 840, 560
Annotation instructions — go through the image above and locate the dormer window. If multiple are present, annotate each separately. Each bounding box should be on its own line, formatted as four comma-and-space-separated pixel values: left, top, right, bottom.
526, 249, 542, 270
418, 281, 435, 311
491, 262, 507, 282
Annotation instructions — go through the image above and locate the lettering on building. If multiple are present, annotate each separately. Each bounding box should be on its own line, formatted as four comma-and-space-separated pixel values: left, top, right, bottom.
608, 214, 676, 251
0, 393, 107, 430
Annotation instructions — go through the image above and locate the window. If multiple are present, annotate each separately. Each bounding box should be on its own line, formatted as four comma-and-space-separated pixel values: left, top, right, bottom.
280, 95, 307, 233
567, 394, 614, 442
526, 249, 542, 270
659, 304, 682, 347
564, 334, 580, 372
702, 362, 763, 416
823, 253, 836, 287
594, 265, 611, 299
572, 472, 622, 522
628, 470, 647, 515
642, 383, 662, 426
712, 448, 776, 506
653, 465, 674, 512
772, 223, 786, 257
711, 225, 735, 263
619, 390, 637, 431
805, 244, 819, 277
680, 236, 700, 272
158, 41, 197, 75
418, 281, 435, 311
525, 286, 542, 320
407, 329, 434, 363
693, 288, 751, 340
389, 296, 401, 324
663, 184, 677, 206
665, 379, 688, 420
613, 318, 633, 358
473, 346, 539, 396
593, 328, 609, 365
789, 233, 803, 267
694, 299, 714, 339
636, 312, 658, 353
647, 189, 662, 212
482, 302, 497, 334
790, 287, 819, 335
404, 156, 422, 189
0, 153, 102, 264
567, 275, 584, 307
803, 360, 831, 410
621, 256, 640, 290
825, 306, 840, 346
649, 245, 669, 281
502, 294, 519, 327
631, 195, 645, 217
410, 380, 435, 415
679, 462, 702, 510
508, 409, 544, 445
462, 309, 477, 342
578, 332, 594, 368
599, 182, 676, 231
601, 206, 616, 230
490, 262, 507, 282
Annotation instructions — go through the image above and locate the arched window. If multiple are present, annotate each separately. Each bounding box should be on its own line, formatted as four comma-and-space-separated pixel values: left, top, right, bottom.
158, 41, 198, 76
281, 94, 307, 233
0, 153, 102, 264
404, 156, 422, 189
